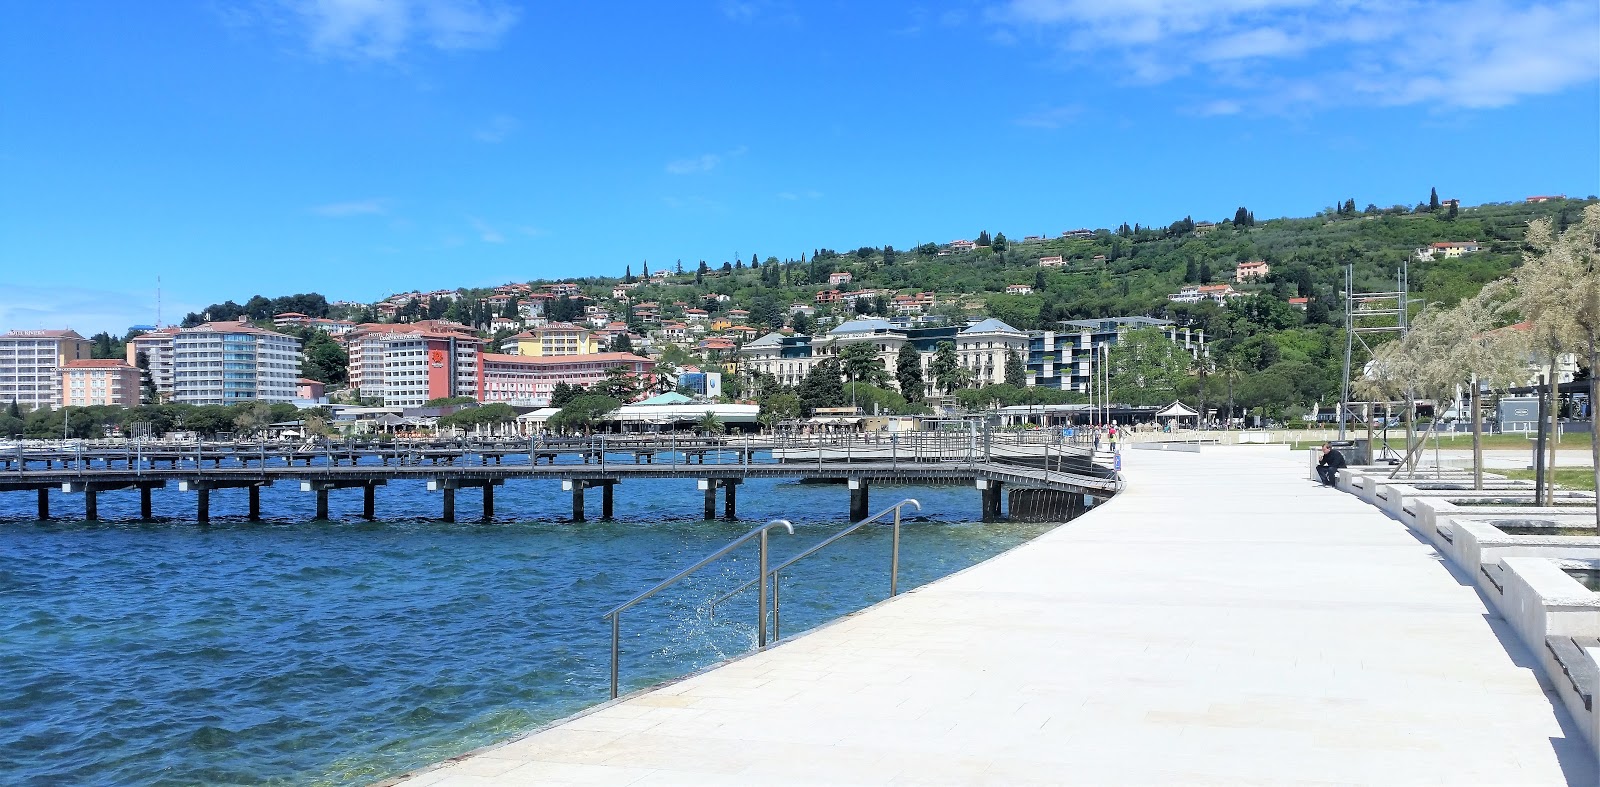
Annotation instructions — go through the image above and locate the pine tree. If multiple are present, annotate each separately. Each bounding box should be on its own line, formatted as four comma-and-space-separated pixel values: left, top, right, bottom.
1004, 349, 1026, 387
977, 230, 992, 247
1234, 206, 1250, 225
895, 343, 925, 402
1199, 262, 1212, 283
1446, 201, 1459, 221
624, 265, 634, 284
1429, 187, 1440, 212
643, 260, 650, 277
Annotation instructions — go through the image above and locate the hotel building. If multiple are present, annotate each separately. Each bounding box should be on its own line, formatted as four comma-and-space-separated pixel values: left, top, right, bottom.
172, 321, 303, 405
126, 328, 177, 400
479, 352, 655, 406
345, 321, 483, 407
61, 359, 142, 407
0, 329, 94, 410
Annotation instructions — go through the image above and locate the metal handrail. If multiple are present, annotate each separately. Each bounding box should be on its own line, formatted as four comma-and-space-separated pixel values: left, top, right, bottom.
602, 518, 793, 699
709, 498, 921, 640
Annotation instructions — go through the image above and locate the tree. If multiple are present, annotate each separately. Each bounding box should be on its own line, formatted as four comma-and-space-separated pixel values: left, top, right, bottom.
1234, 206, 1253, 227
643, 260, 650, 277
610, 332, 633, 353
839, 343, 889, 387
1500, 206, 1600, 514
758, 391, 801, 428
976, 230, 992, 247
992, 232, 1008, 252
550, 381, 582, 407
929, 341, 969, 394
135, 351, 157, 403
1106, 328, 1190, 406
796, 358, 845, 414
653, 360, 680, 394
624, 265, 634, 284
232, 401, 275, 436
598, 365, 642, 401
1004, 349, 1026, 387
1446, 201, 1459, 221
1429, 186, 1440, 212
696, 410, 725, 435
895, 343, 925, 401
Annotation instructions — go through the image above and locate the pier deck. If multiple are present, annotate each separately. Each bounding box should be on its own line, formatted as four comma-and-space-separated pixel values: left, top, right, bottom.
391, 445, 1596, 785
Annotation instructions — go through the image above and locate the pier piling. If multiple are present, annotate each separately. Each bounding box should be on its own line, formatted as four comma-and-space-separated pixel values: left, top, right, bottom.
37, 488, 49, 520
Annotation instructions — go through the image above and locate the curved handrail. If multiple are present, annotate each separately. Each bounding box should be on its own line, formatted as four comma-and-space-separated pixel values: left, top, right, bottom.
709, 498, 921, 616
604, 518, 794, 620
604, 518, 793, 699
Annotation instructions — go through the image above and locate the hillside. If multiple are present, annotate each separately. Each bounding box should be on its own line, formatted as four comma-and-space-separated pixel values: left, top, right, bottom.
171, 195, 1595, 419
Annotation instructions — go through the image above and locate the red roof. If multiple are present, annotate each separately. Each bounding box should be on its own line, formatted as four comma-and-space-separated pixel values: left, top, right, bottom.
63, 359, 135, 369
480, 352, 654, 366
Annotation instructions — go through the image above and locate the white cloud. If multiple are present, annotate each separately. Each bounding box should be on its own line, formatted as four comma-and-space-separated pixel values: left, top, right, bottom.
666, 154, 722, 175
473, 114, 518, 143
991, 0, 1599, 111
666, 145, 747, 175
270, 0, 519, 61
468, 216, 504, 243
312, 198, 387, 217
1014, 104, 1083, 129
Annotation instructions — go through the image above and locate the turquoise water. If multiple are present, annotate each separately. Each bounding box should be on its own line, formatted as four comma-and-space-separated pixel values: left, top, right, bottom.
0, 476, 1056, 785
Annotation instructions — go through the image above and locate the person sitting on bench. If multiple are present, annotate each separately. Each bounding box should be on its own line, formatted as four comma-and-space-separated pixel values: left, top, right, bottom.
1317, 443, 1347, 486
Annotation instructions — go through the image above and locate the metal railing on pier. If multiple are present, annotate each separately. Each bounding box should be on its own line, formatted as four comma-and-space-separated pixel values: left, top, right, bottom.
709, 499, 922, 641
602, 519, 794, 699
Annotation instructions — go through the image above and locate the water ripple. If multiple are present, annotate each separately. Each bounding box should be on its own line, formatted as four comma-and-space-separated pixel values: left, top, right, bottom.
0, 477, 1055, 785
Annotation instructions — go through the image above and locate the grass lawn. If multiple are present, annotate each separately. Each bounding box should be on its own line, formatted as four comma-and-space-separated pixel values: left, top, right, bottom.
1290, 432, 1593, 451
1500, 468, 1599, 491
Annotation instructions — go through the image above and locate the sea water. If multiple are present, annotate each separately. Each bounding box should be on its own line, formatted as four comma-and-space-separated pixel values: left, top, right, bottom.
0, 476, 1055, 785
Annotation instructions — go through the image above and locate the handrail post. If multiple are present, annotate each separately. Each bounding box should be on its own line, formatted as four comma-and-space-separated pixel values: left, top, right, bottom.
890, 504, 902, 596
610, 613, 620, 699
772, 573, 782, 641
758, 526, 770, 648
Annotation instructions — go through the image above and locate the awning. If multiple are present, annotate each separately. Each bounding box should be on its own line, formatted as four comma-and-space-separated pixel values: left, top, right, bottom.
1155, 401, 1198, 417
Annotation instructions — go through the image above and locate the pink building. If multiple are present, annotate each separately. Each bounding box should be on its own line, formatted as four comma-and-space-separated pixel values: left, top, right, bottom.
478, 352, 656, 406
297, 378, 326, 400
61, 359, 141, 407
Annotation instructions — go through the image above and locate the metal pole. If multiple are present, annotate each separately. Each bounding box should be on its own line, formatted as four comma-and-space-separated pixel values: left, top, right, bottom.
1340, 262, 1353, 440
772, 573, 781, 641
890, 505, 902, 596
758, 528, 770, 648
1535, 374, 1549, 505
609, 614, 620, 699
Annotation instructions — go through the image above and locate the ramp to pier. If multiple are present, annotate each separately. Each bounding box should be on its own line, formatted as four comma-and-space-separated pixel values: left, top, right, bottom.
394, 445, 1594, 785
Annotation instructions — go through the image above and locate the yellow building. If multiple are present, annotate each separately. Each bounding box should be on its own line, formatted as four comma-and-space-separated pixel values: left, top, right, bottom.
499, 322, 600, 356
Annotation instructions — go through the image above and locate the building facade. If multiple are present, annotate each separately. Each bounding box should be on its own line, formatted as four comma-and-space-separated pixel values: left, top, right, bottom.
1029, 318, 1205, 393
740, 318, 1032, 395
172, 321, 303, 405
345, 322, 482, 407
61, 359, 142, 407
741, 316, 1205, 397
0, 329, 94, 410
499, 323, 600, 356
479, 352, 655, 406
126, 329, 176, 400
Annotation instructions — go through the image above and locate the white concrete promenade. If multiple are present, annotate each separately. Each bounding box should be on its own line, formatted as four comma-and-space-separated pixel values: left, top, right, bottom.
393, 446, 1596, 786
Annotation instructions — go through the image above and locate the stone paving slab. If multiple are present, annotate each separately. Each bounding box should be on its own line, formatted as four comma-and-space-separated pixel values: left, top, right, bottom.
392, 446, 1596, 786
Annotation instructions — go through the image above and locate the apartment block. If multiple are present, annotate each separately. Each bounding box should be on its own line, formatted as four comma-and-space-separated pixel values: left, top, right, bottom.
126, 328, 177, 399
498, 322, 599, 356
345, 321, 482, 407
0, 329, 93, 410
61, 359, 142, 407
479, 352, 655, 406
172, 321, 303, 405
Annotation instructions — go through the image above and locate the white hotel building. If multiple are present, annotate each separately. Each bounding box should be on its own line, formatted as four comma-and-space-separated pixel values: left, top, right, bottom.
0, 329, 93, 410
172, 321, 303, 405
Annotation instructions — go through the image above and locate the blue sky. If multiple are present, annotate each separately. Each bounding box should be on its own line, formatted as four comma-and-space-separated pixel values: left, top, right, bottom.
2, 0, 1597, 335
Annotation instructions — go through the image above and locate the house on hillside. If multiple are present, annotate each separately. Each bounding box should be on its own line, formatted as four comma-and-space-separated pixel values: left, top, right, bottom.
1005, 284, 1034, 295
829, 271, 853, 285
1061, 229, 1095, 239
1235, 260, 1270, 281
1414, 241, 1481, 261
1038, 255, 1067, 267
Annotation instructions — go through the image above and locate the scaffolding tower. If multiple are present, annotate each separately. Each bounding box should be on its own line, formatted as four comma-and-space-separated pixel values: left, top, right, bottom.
1339, 260, 1412, 441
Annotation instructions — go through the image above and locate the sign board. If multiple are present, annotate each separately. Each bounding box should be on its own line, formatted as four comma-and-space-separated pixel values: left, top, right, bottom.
1497, 396, 1539, 433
